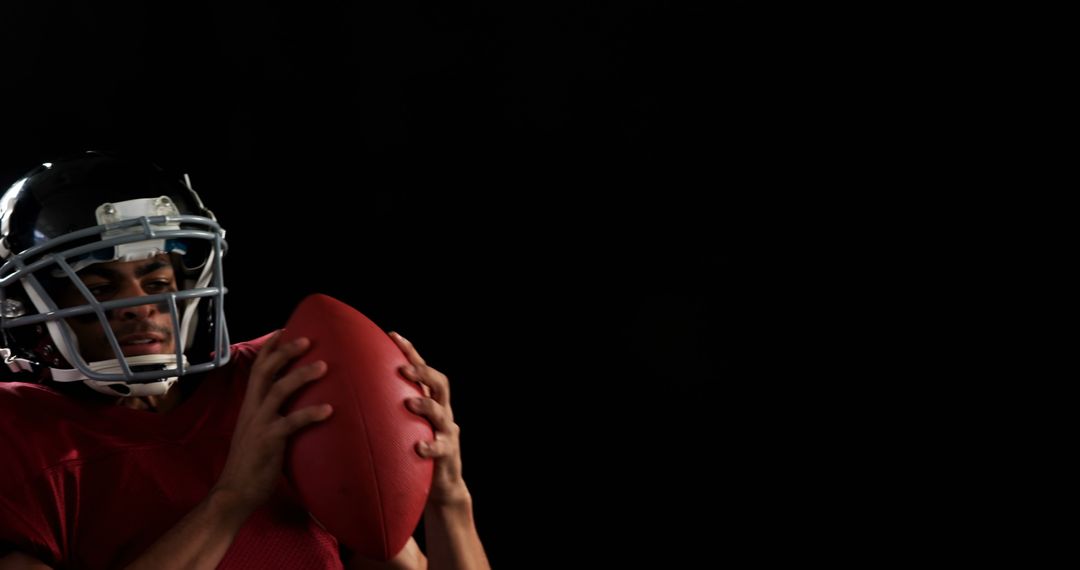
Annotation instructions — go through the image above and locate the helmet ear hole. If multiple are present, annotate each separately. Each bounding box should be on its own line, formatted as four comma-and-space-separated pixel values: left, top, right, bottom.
1, 297, 26, 318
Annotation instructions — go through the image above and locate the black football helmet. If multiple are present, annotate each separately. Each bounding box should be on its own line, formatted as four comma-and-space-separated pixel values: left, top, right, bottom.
0, 151, 230, 396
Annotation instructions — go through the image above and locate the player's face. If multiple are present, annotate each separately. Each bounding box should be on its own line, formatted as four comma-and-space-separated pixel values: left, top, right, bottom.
55, 254, 179, 362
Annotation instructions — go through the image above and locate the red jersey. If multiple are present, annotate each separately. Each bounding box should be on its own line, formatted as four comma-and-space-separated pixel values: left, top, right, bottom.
0, 335, 343, 569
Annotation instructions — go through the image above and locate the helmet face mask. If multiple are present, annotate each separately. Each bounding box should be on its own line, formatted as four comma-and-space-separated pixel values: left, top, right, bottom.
0, 151, 230, 397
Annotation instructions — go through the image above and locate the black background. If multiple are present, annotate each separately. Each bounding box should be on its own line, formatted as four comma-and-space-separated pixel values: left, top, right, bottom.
1, 1, 748, 565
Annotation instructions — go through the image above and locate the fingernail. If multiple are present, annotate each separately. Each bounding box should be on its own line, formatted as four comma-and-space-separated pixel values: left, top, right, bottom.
393, 332, 408, 342
322, 404, 334, 417
406, 397, 422, 409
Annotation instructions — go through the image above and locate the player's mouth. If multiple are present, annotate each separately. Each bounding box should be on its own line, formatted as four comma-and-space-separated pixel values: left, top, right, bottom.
117, 333, 170, 356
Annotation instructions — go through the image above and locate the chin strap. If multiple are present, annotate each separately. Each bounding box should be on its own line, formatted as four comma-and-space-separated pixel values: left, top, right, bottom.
49, 353, 188, 397
1, 347, 35, 373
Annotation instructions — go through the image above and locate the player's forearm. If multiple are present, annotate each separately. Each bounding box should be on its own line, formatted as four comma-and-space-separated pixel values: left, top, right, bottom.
123, 488, 254, 570
423, 490, 490, 570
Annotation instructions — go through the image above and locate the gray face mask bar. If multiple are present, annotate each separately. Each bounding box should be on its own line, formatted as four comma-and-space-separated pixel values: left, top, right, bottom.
0, 210, 230, 385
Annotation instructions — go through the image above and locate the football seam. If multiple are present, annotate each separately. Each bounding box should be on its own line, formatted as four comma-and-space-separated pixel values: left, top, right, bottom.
349, 359, 390, 558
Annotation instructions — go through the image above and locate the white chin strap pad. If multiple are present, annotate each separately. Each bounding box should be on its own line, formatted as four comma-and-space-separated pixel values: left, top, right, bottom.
49, 354, 188, 397
86, 377, 177, 398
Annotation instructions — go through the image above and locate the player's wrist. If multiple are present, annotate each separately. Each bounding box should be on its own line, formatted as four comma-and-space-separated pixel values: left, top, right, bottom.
207, 485, 261, 522
425, 483, 473, 513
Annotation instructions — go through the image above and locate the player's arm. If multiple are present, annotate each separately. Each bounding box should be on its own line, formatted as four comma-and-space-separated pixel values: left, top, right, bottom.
127, 332, 332, 570
392, 333, 491, 570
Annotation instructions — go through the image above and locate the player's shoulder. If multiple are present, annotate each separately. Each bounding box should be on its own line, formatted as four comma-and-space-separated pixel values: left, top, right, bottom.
0, 382, 73, 478
0, 380, 62, 411
227, 332, 276, 362
212, 332, 277, 380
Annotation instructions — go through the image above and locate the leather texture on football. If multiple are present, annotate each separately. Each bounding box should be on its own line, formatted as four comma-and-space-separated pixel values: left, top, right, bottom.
281, 294, 433, 561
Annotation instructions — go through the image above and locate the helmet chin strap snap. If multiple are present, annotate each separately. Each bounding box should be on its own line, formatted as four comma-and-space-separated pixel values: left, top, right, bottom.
50, 354, 189, 397
86, 378, 177, 398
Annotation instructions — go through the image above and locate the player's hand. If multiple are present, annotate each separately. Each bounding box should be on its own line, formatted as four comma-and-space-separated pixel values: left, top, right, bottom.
213, 330, 332, 514
391, 331, 471, 507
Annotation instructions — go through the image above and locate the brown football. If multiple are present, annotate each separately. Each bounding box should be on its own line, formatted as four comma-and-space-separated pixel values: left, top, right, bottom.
281, 294, 432, 561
